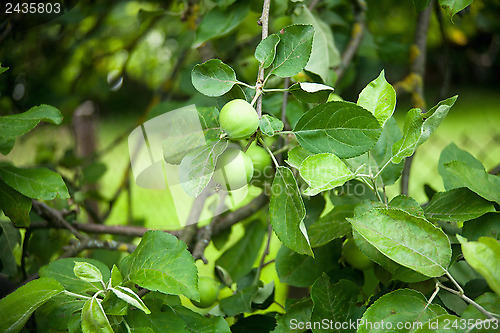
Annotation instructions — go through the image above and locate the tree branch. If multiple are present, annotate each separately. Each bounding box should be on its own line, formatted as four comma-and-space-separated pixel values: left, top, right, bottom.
335, 0, 367, 84
400, 2, 433, 196
31, 200, 86, 240
255, 0, 272, 117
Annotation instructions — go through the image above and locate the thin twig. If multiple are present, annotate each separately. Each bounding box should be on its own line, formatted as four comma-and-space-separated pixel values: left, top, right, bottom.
32, 200, 86, 240
438, 283, 499, 320
400, 2, 433, 196
255, 222, 273, 283
255, 0, 272, 117
335, 0, 367, 84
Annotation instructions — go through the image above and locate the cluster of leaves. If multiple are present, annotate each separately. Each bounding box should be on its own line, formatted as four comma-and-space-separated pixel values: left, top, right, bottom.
184, 15, 500, 332
1, 1, 500, 333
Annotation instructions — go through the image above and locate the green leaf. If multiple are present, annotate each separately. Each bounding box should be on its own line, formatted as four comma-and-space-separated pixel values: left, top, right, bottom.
255, 34, 280, 68
275, 242, 339, 287
289, 82, 335, 104
293, 101, 382, 159
0, 164, 69, 200
358, 289, 446, 333
217, 85, 246, 110
259, 114, 284, 137
389, 195, 425, 218
174, 305, 232, 333
462, 212, 500, 241
109, 264, 123, 288
40, 258, 111, 295
0, 277, 63, 333
272, 24, 315, 78
424, 188, 496, 223
195, 2, 249, 46
0, 179, 31, 227
392, 96, 456, 164
299, 153, 354, 196
0, 220, 21, 276
191, 59, 239, 97
125, 303, 187, 333
357, 70, 396, 127
219, 286, 259, 316
269, 166, 312, 256
81, 296, 113, 333
370, 118, 404, 185
352, 228, 429, 282
179, 140, 228, 197
438, 142, 484, 190
418, 96, 457, 146
348, 207, 451, 277
444, 161, 500, 204
271, 299, 313, 333
308, 204, 354, 248
0, 139, 15, 155
111, 286, 151, 314
0, 104, 63, 143
457, 235, 500, 296
74, 262, 104, 284
0, 64, 8, 75
293, 6, 341, 82
285, 146, 313, 169
311, 274, 363, 333
439, 0, 474, 20
391, 108, 424, 164
413, 314, 463, 332
216, 220, 266, 282
37, 294, 85, 331
119, 230, 199, 300
414, 0, 432, 11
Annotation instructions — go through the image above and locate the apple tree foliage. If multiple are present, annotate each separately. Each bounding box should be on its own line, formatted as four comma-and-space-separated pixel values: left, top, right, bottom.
1, 0, 500, 332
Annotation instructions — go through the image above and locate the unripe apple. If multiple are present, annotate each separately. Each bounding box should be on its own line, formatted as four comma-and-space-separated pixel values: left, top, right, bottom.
246, 142, 273, 187
213, 148, 254, 191
192, 277, 219, 308
342, 238, 374, 271
219, 99, 259, 140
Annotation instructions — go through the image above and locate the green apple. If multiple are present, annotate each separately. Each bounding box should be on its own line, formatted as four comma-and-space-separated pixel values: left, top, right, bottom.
219, 99, 259, 140
192, 277, 219, 308
213, 148, 254, 191
246, 142, 274, 187
342, 238, 374, 271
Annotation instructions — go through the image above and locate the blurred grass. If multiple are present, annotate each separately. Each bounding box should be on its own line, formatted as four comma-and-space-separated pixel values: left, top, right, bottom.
390, 87, 500, 202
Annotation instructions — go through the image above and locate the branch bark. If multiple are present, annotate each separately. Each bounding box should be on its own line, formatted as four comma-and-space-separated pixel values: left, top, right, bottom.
255, 0, 272, 117
400, 2, 433, 196
335, 0, 367, 84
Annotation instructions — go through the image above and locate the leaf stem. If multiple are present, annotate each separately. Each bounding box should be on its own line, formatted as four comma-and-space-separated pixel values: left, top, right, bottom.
438, 283, 499, 320
373, 158, 392, 179
262, 88, 289, 92
445, 270, 464, 294
63, 290, 92, 300
255, 222, 273, 284
262, 138, 280, 169
237, 81, 255, 89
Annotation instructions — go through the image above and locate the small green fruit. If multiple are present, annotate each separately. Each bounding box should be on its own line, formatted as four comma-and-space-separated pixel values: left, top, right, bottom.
246, 142, 273, 187
213, 148, 254, 191
192, 277, 219, 308
219, 99, 259, 140
342, 238, 374, 271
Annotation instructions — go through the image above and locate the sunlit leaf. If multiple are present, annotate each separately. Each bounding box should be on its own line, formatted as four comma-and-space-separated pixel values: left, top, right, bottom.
272, 24, 315, 78
269, 166, 312, 256
293, 101, 382, 159
349, 207, 451, 277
